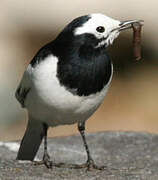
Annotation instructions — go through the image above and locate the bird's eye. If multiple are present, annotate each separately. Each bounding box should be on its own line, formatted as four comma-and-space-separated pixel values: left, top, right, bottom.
96, 26, 105, 33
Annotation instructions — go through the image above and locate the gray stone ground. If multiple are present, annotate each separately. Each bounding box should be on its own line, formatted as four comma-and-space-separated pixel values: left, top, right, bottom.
1, 131, 158, 180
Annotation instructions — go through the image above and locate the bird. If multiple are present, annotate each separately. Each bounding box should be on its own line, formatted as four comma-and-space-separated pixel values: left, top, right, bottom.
15, 13, 142, 170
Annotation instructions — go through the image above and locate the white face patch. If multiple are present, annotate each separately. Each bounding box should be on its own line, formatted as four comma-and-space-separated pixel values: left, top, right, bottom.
95, 30, 120, 48
74, 13, 120, 47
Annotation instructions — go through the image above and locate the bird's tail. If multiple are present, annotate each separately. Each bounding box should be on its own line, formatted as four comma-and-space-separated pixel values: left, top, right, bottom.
16, 115, 44, 161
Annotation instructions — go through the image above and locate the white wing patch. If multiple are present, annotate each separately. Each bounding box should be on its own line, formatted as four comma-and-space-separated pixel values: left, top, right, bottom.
15, 65, 33, 107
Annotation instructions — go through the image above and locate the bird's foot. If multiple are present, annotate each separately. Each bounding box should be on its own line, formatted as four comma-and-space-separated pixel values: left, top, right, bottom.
74, 159, 107, 171
34, 152, 52, 168
42, 152, 52, 168
52, 159, 107, 171
34, 155, 107, 171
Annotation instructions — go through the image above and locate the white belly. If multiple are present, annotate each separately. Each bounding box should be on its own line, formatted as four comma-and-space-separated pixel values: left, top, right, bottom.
25, 55, 112, 127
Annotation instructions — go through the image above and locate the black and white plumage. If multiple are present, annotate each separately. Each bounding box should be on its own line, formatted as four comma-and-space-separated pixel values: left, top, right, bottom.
15, 13, 142, 169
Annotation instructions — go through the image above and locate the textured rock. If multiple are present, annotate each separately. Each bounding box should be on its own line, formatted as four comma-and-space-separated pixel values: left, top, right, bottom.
1, 131, 158, 179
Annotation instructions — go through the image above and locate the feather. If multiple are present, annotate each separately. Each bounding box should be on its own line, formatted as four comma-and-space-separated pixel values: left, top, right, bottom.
15, 65, 32, 107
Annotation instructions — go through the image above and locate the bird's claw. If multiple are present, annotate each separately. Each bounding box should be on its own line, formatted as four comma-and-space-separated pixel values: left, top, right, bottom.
43, 152, 52, 168
33, 152, 52, 169
69, 159, 107, 171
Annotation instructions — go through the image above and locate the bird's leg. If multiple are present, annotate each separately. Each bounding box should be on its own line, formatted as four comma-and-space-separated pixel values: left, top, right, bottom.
77, 122, 105, 170
34, 123, 52, 168
78, 122, 94, 168
42, 123, 52, 168
34, 122, 105, 170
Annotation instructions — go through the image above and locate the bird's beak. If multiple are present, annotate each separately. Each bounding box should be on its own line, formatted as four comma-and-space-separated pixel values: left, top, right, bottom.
118, 20, 144, 31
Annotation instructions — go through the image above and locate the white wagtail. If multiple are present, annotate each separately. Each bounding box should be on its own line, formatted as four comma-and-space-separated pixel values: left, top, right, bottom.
15, 13, 142, 170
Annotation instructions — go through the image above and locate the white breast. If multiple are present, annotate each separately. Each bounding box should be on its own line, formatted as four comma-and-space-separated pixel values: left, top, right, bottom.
25, 55, 112, 127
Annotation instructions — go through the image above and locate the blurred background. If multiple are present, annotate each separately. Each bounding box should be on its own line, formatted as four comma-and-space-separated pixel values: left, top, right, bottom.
0, 0, 158, 141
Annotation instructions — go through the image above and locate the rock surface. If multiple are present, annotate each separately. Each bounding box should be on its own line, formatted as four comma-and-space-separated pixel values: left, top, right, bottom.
1, 131, 158, 179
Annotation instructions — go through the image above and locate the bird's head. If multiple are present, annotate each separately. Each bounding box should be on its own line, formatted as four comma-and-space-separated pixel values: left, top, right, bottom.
55, 14, 143, 96
74, 13, 121, 48
56, 13, 143, 49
